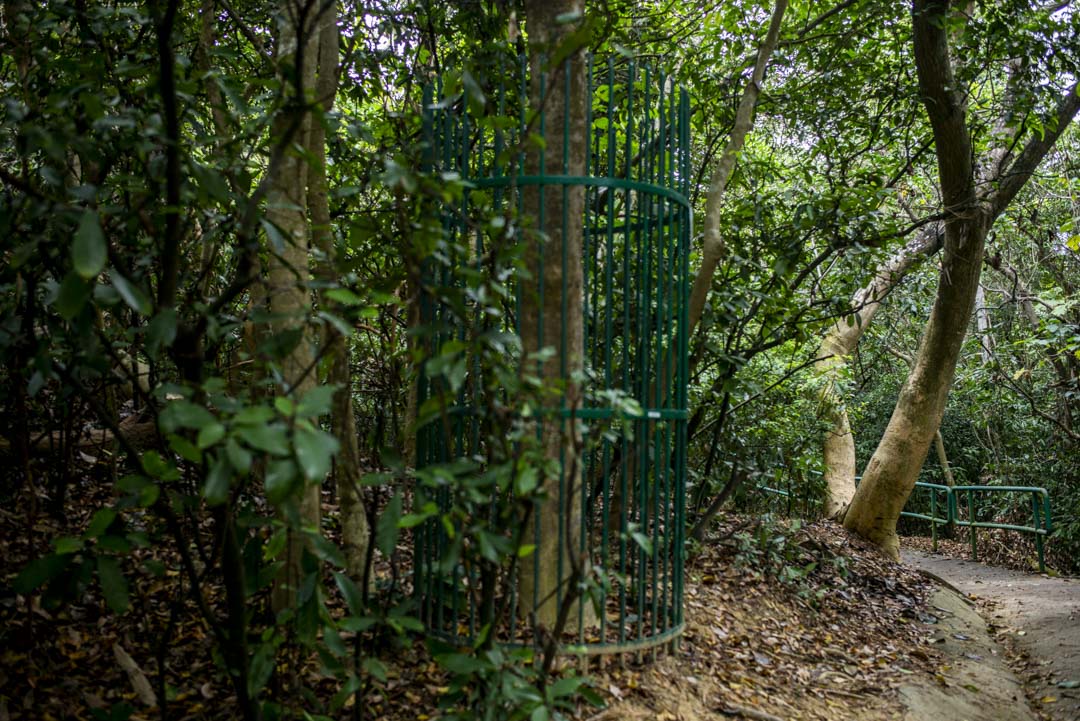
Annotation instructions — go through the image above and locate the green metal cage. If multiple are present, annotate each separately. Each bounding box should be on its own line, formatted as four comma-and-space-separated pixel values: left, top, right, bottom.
415, 55, 691, 655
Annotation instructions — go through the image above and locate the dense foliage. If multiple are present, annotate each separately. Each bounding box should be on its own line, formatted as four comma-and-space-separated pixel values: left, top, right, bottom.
1, 0, 1078, 718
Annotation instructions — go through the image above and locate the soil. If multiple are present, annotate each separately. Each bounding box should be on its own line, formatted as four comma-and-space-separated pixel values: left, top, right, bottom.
904, 548, 1080, 721
0, 482, 1057, 721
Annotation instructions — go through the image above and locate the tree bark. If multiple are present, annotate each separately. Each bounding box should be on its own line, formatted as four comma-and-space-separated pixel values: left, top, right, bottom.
842, 0, 1080, 557
817, 225, 943, 517
517, 0, 589, 627
268, 0, 321, 613
308, 3, 369, 584
687, 0, 787, 340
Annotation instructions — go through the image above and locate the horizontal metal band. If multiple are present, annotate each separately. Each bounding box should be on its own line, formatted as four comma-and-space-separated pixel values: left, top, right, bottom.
470, 174, 693, 210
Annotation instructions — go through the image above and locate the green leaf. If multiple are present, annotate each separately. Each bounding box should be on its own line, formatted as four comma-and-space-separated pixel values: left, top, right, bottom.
97, 555, 130, 614
55, 272, 92, 320
376, 494, 402, 556
294, 426, 339, 481
53, 537, 84, 555
234, 406, 274, 426
435, 652, 485, 675
310, 534, 345, 567
225, 438, 253, 474
548, 675, 585, 699
168, 434, 203, 463
204, 456, 232, 506
159, 400, 216, 433
515, 467, 539, 495
362, 657, 388, 682
13, 554, 69, 594
264, 459, 299, 504
73, 211, 107, 279
146, 308, 177, 356
197, 422, 226, 449
248, 642, 276, 698
86, 508, 118, 538
324, 288, 365, 306
110, 270, 152, 316
237, 424, 290, 455
333, 571, 364, 616
260, 218, 289, 252
296, 385, 337, 417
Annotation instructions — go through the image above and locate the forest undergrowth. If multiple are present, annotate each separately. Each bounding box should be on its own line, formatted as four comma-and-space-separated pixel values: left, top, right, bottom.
1, 471, 945, 721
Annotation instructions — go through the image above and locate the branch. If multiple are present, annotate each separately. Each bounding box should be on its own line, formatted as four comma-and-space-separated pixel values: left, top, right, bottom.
152, 0, 183, 311
989, 79, 1080, 217
688, 0, 788, 337
912, 0, 974, 214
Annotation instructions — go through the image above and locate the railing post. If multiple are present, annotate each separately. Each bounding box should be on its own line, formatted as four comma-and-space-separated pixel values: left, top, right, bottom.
1032, 491, 1046, 574
967, 490, 978, 563
930, 491, 938, 552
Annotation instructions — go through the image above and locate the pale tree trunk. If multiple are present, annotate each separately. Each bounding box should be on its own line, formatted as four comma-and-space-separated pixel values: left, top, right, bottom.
816, 226, 943, 517
934, 430, 954, 487
843, 0, 1080, 557
886, 344, 954, 488
687, 0, 787, 339
517, 0, 589, 627
305, 3, 369, 584
974, 283, 994, 364
268, 0, 321, 613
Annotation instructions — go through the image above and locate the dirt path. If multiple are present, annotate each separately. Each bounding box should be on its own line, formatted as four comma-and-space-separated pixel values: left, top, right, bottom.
905, 549, 1080, 721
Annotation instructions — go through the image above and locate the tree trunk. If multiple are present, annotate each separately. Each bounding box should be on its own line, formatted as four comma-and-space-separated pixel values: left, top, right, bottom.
816, 225, 943, 517
268, 0, 321, 613
933, 430, 954, 487
306, 3, 368, 583
687, 0, 787, 340
517, 0, 589, 628
974, 283, 994, 364
842, 0, 1080, 557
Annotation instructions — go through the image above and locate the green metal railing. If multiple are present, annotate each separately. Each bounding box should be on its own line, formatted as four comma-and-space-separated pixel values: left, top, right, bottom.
756, 477, 1053, 573
948, 485, 1052, 574
898, 481, 952, 552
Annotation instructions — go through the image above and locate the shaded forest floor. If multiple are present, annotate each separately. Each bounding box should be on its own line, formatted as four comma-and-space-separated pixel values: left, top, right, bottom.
0, 476, 989, 720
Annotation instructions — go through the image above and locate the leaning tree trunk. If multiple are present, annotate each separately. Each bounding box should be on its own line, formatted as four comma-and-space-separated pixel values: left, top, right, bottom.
268, 0, 320, 613
517, 0, 590, 627
843, 0, 1080, 557
816, 225, 942, 517
687, 0, 787, 341
307, 3, 369, 584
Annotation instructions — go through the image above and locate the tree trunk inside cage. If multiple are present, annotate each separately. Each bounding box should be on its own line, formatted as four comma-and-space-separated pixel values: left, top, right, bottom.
415, 53, 691, 655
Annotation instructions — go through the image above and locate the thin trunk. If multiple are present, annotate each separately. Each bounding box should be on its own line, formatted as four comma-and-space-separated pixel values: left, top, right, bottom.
687, 0, 787, 340
816, 225, 943, 517
974, 284, 993, 364
308, 3, 369, 583
933, 430, 954, 487
517, 0, 589, 627
268, 0, 321, 613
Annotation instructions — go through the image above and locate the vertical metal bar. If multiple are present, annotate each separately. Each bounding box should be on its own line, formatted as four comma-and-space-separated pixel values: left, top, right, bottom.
931, 492, 938, 552
1033, 492, 1046, 574
598, 56, 616, 647
967, 490, 978, 562
618, 59, 636, 647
